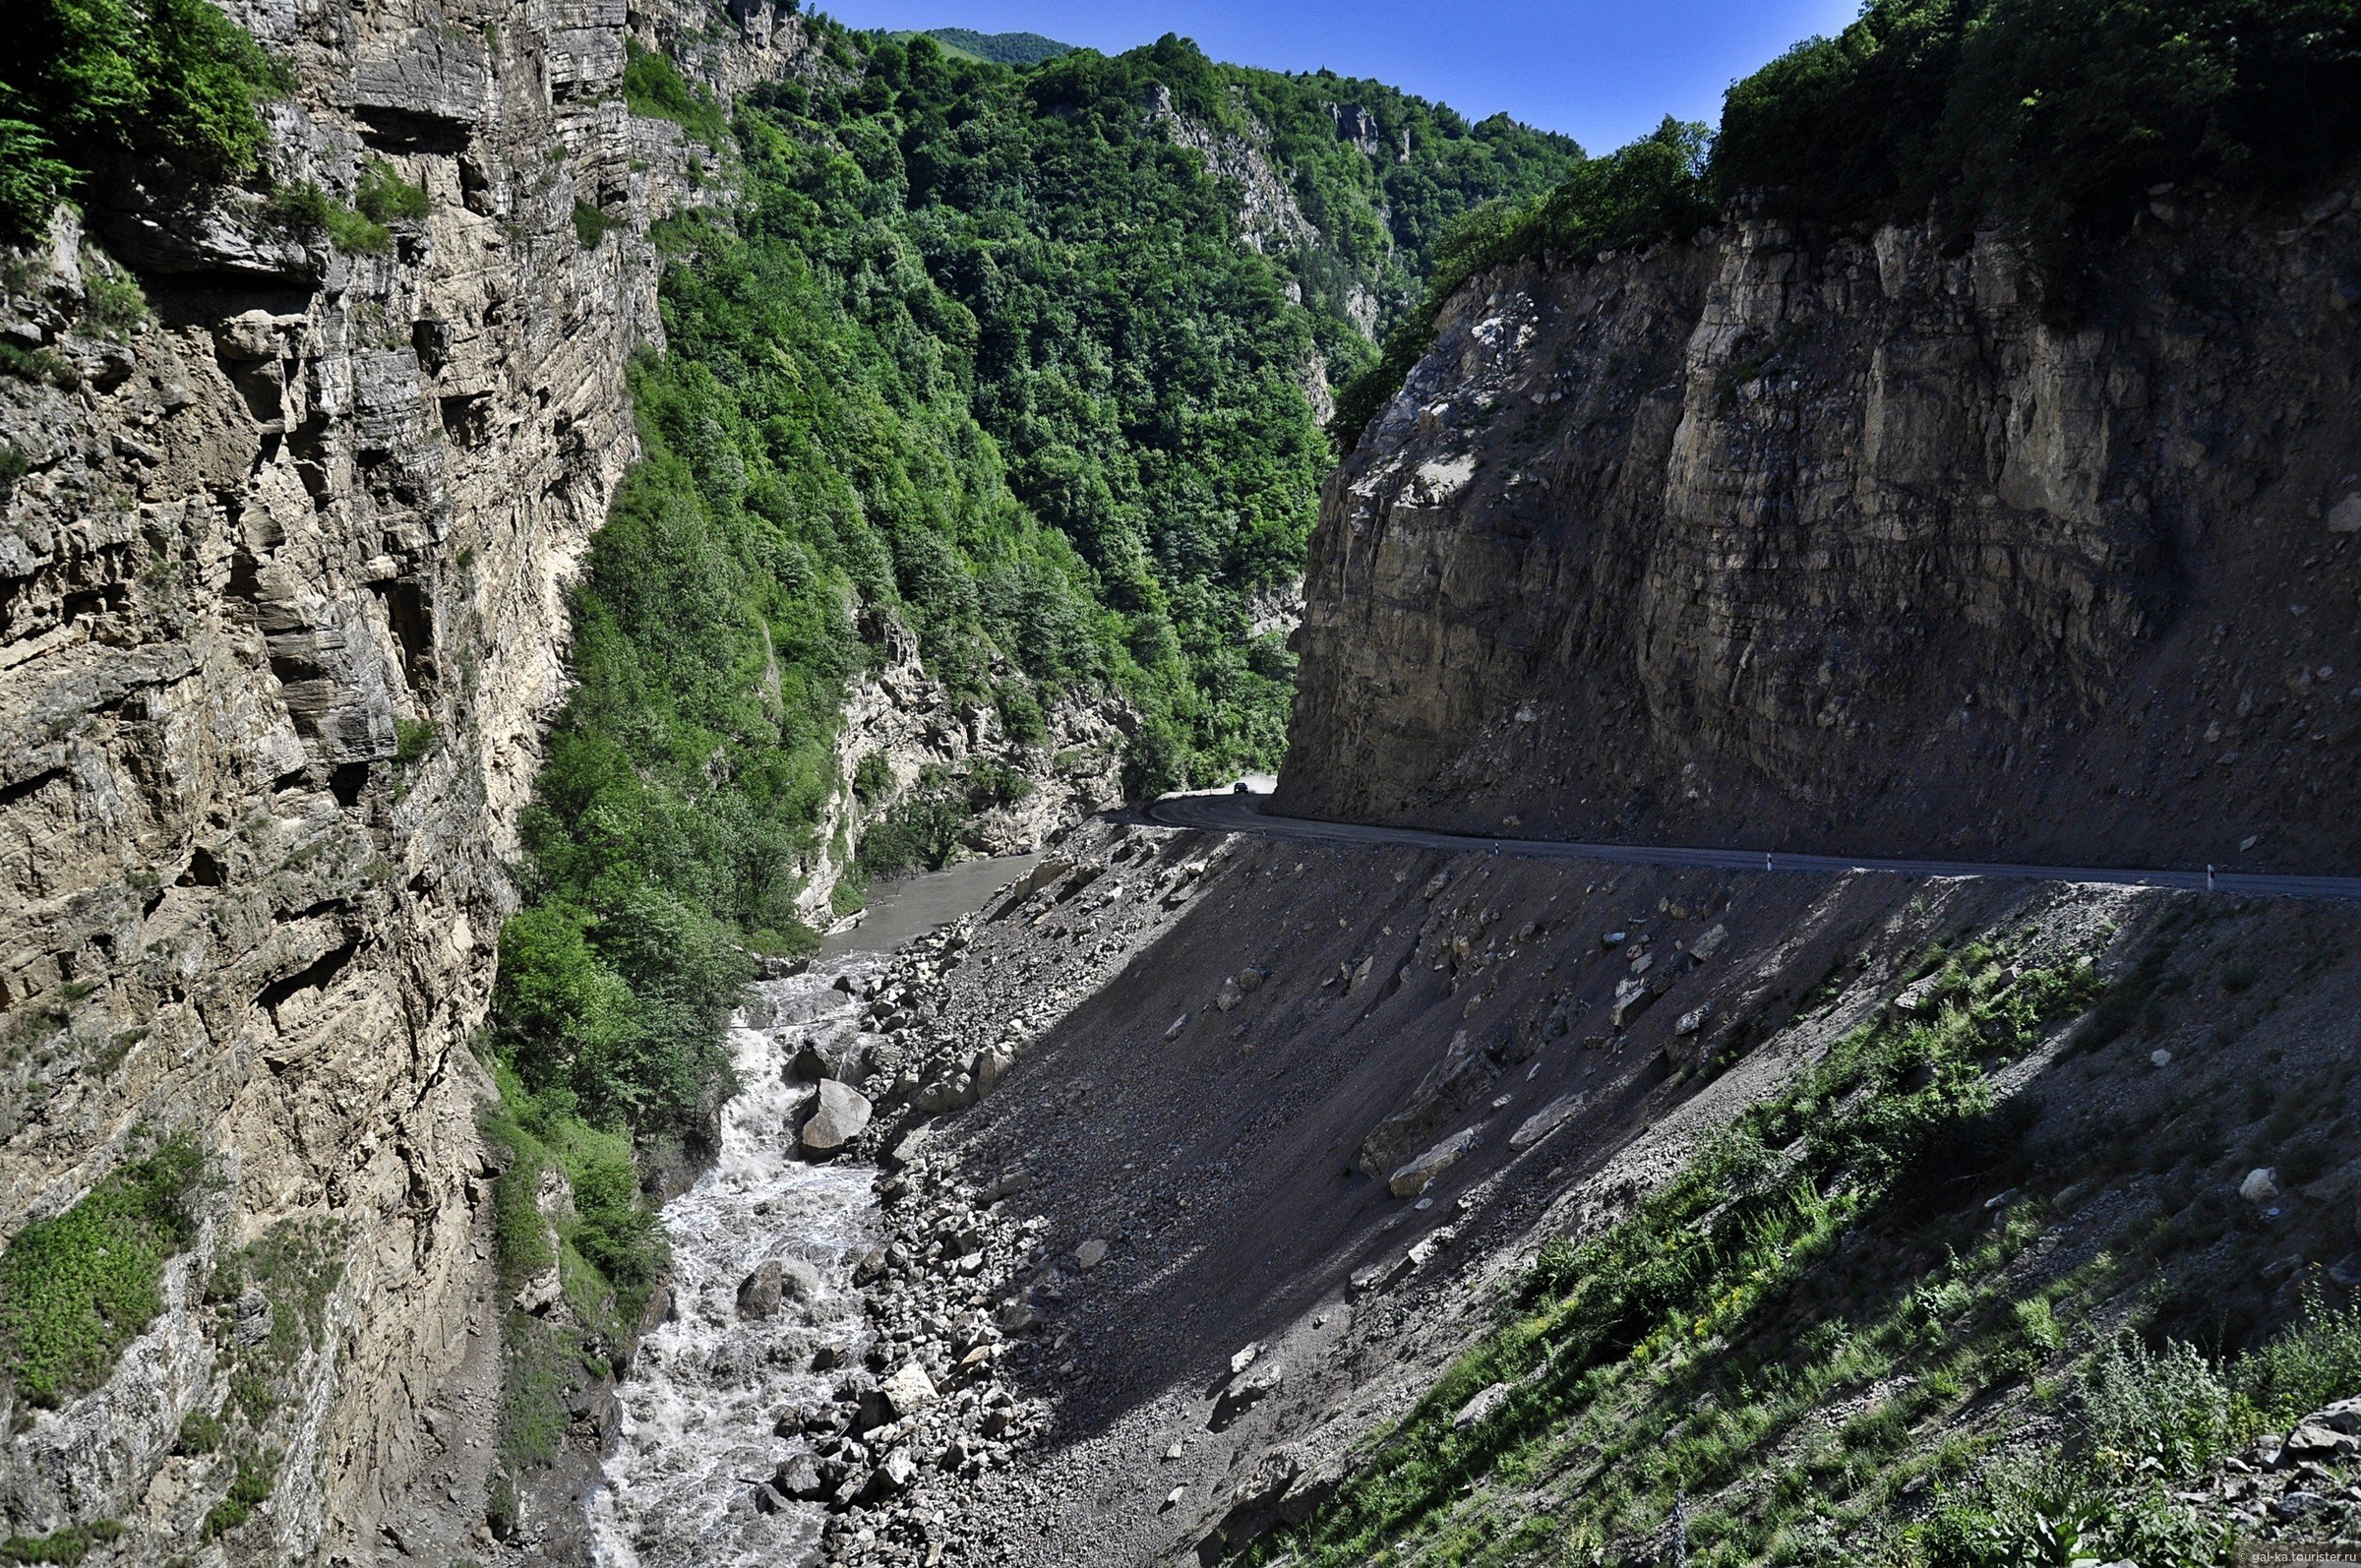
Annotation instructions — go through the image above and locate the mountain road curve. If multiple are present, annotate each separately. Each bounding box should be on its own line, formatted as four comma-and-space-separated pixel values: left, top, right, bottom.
1145, 790, 2361, 906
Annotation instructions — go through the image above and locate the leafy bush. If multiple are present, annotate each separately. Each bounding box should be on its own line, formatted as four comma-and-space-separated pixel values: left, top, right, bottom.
0, 1135, 204, 1407
571, 198, 611, 249
175, 1407, 225, 1455
0, 0, 292, 238
267, 180, 389, 253
354, 155, 427, 223
852, 750, 893, 804
2231, 1285, 2361, 1429
2084, 1334, 2233, 1478
81, 266, 146, 334
1926, 1457, 2223, 1568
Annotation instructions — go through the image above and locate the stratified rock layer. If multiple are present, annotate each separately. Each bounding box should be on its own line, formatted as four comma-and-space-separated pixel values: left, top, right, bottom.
1279, 182, 2361, 872
0, 0, 817, 1560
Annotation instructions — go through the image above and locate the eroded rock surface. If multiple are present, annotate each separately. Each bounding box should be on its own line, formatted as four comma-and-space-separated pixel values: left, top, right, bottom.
0, 0, 822, 1559
1281, 179, 2361, 873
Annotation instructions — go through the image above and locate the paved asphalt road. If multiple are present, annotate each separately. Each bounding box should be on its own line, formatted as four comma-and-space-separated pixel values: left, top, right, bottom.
1147, 791, 2361, 906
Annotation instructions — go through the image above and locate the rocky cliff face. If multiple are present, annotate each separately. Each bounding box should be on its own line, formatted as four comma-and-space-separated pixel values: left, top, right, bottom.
0, 1, 813, 1560
1280, 179, 2361, 873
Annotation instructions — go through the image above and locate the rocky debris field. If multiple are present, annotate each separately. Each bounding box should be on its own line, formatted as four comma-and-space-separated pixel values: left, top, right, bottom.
725, 814, 2361, 1567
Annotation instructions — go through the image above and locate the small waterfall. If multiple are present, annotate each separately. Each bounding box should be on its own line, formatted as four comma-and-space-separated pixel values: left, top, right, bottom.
589, 961, 881, 1567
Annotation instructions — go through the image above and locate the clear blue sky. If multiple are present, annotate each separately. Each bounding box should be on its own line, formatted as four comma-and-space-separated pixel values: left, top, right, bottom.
817, 0, 1865, 152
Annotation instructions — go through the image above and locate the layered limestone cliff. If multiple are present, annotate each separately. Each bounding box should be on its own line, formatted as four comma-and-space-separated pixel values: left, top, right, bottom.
1280, 178, 2361, 873
0, 1, 816, 1560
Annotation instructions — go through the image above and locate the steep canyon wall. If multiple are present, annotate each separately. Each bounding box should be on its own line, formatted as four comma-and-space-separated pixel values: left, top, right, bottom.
1279, 180, 2361, 873
0, 0, 813, 1559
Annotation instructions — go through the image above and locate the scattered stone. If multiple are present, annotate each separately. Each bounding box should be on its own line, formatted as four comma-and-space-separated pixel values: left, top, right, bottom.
1452, 1382, 1510, 1430
2242, 1168, 2282, 1205
1389, 1126, 1479, 1198
881, 1361, 939, 1418
511, 1272, 559, 1316
1073, 1238, 1109, 1272
859, 1448, 918, 1501
1674, 1006, 1709, 1037
1230, 1343, 1261, 1377
1509, 1095, 1584, 1153
2150, 1048, 2172, 1067
1210, 1374, 1276, 1431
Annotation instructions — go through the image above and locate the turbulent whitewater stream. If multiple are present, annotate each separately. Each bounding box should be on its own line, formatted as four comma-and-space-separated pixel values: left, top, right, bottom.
588, 856, 1036, 1565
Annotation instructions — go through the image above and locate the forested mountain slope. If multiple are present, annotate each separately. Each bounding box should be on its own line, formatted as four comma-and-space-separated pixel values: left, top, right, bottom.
481, 19, 1579, 1537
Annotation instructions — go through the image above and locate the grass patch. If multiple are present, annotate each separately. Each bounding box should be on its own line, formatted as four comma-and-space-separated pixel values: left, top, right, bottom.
355, 155, 428, 224
0, 1136, 205, 1408
621, 40, 728, 148
201, 1450, 276, 1538
268, 181, 390, 254
0, 1523, 123, 1565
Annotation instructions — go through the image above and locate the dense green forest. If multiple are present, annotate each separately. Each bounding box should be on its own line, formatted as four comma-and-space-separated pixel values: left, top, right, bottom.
484, 29, 1580, 1418
1334, 0, 2361, 447
907, 28, 1074, 65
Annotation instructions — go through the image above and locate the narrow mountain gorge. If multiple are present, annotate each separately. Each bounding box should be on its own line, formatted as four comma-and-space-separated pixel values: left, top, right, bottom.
5, 1, 2361, 1566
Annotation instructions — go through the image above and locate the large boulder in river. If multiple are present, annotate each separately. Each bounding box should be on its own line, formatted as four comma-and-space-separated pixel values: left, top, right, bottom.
802, 1080, 874, 1154
738, 1261, 786, 1319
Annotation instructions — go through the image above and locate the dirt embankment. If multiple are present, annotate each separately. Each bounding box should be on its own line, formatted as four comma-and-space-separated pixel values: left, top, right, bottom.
773, 814, 2361, 1567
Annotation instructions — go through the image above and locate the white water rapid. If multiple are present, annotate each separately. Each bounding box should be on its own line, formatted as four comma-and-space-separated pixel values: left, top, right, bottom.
587, 959, 883, 1567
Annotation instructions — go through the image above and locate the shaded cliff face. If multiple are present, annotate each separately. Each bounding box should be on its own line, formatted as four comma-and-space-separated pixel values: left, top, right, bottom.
1279, 180, 2361, 873
0, 0, 810, 1560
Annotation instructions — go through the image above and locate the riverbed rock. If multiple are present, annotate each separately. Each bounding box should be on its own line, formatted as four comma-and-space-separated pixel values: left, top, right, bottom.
803, 1080, 875, 1154
773, 1454, 827, 1501
738, 1261, 787, 1320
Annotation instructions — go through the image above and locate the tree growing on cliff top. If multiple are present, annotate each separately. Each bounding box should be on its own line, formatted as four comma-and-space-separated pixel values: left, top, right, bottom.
1, 0, 290, 238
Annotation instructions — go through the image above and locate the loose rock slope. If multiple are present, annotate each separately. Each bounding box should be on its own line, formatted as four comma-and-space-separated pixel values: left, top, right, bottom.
736, 813, 2361, 1566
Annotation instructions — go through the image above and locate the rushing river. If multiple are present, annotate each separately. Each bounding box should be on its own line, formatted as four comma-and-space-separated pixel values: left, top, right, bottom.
587, 854, 1037, 1566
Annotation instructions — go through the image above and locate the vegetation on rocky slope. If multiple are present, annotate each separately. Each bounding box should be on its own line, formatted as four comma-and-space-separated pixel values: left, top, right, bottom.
494, 26, 1575, 1153
1259, 919, 2361, 1566
0, 1134, 203, 1411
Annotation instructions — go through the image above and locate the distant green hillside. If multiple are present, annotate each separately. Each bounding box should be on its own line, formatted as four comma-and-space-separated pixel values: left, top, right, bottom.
904, 28, 1073, 65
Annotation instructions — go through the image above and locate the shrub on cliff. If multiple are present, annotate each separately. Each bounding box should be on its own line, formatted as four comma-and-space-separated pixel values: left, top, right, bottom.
0, 0, 290, 238
1331, 119, 1712, 448
0, 1135, 204, 1409
1716, 0, 2361, 248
